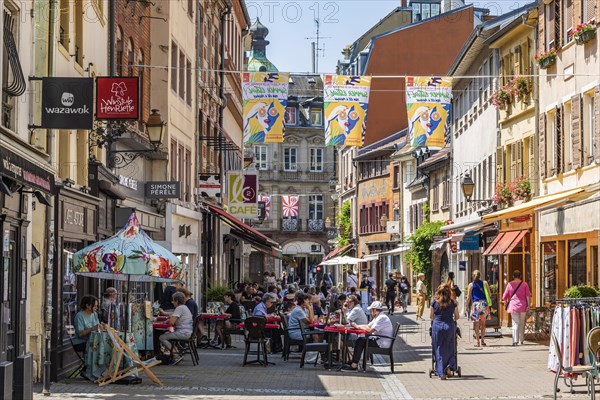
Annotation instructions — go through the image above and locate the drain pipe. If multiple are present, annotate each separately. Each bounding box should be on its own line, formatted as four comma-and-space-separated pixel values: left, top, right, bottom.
42, 0, 57, 395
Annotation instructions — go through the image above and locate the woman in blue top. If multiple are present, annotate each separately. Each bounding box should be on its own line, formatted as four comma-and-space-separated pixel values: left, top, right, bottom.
430, 284, 459, 379
73, 295, 102, 352
466, 270, 492, 347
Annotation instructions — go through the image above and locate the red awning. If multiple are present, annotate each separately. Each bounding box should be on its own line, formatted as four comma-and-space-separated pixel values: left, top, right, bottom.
484, 230, 528, 256
321, 244, 353, 263
204, 203, 280, 249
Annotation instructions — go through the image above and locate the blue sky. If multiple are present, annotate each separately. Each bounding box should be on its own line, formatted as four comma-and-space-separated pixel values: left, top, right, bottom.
245, 0, 533, 73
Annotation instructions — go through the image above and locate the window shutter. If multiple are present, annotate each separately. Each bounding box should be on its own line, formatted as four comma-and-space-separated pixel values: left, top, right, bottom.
496, 146, 504, 183
556, 106, 563, 174
539, 113, 547, 180
595, 86, 600, 164
571, 94, 582, 169
555, 0, 562, 48
510, 143, 517, 181
517, 140, 523, 178
539, 2, 545, 52
528, 137, 536, 193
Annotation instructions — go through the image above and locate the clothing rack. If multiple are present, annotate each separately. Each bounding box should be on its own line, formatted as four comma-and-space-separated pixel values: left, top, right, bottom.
556, 297, 600, 305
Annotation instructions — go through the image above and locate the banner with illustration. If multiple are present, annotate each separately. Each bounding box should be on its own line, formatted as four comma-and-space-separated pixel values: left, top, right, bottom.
242, 72, 289, 144
405, 76, 452, 149
257, 194, 271, 220
323, 75, 371, 147
227, 171, 258, 219
281, 195, 299, 218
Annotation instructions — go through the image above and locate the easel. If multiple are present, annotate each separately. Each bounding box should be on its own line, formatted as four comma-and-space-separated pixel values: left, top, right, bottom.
95, 327, 163, 387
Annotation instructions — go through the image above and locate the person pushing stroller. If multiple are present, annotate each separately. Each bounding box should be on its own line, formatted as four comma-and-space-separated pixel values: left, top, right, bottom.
430, 284, 460, 380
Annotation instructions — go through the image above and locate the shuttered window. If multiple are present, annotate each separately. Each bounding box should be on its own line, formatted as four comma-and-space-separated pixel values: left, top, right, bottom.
564, 0, 573, 43
583, 0, 596, 22
546, 3, 555, 50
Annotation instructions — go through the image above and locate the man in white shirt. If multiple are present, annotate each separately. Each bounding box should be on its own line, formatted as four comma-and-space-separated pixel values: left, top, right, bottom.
343, 301, 394, 371
416, 273, 428, 320
346, 270, 358, 291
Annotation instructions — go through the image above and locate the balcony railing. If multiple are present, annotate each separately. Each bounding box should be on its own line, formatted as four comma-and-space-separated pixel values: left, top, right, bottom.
307, 219, 324, 232
280, 171, 302, 181
281, 218, 300, 232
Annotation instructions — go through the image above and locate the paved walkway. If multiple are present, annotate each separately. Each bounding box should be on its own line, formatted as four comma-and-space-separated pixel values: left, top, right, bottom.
34, 305, 589, 399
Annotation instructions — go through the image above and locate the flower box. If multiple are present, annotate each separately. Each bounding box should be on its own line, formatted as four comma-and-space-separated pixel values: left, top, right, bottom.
538, 55, 556, 69
575, 28, 596, 45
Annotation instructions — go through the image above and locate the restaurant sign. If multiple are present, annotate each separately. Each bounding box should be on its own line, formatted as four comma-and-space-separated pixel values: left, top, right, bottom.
145, 181, 181, 199
41, 77, 94, 129
0, 146, 55, 193
96, 77, 140, 120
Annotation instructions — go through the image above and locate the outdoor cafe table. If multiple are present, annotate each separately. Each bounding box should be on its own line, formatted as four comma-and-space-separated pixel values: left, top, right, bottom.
323, 325, 369, 370
85, 330, 139, 380
199, 314, 230, 349
236, 322, 280, 330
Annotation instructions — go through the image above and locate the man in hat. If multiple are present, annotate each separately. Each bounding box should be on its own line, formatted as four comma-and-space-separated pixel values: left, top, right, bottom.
343, 301, 394, 371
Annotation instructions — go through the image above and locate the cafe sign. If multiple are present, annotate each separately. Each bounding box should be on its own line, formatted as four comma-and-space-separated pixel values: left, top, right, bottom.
96, 77, 140, 120
145, 181, 180, 199
0, 146, 54, 193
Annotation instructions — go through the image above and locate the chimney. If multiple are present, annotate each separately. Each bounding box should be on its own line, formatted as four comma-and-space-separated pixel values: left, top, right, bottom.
401, 0, 408, 7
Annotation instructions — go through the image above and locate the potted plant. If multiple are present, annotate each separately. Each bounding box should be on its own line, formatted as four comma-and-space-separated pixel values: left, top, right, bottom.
571, 20, 597, 45
511, 76, 531, 101
491, 85, 512, 110
535, 48, 557, 69
493, 181, 513, 207
564, 285, 600, 298
512, 176, 531, 204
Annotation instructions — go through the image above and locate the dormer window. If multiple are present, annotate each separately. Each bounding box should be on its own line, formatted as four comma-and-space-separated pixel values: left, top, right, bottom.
284, 106, 297, 125
310, 107, 323, 126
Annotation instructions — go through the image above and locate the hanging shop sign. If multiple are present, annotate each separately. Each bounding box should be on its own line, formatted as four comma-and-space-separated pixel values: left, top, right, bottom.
0, 145, 55, 193
145, 181, 181, 199
323, 75, 371, 147
96, 77, 140, 120
257, 194, 271, 219
196, 175, 221, 199
41, 77, 94, 129
459, 234, 480, 251
242, 72, 289, 144
405, 76, 452, 149
227, 171, 258, 219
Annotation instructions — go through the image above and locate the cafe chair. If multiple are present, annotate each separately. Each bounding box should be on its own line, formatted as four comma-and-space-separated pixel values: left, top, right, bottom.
169, 316, 201, 366
243, 317, 271, 367
242, 300, 257, 314
299, 323, 329, 368
223, 305, 247, 348
96, 326, 163, 387
363, 322, 401, 373
66, 327, 86, 380
281, 314, 303, 361
551, 333, 595, 400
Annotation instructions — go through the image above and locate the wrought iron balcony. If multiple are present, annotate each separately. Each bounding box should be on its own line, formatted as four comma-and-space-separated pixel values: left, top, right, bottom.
308, 219, 324, 232
281, 218, 300, 232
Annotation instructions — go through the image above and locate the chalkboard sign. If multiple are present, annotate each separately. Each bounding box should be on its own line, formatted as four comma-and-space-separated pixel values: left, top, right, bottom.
487, 293, 500, 328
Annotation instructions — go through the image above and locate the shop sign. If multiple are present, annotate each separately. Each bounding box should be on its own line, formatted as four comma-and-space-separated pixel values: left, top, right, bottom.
96, 77, 139, 120
118, 175, 138, 190
41, 77, 93, 129
0, 146, 55, 193
459, 234, 480, 251
459, 260, 467, 271
145, 181, 180, 199
196, 175, 221, 198
227, 171, 258, 219
62, 202, 87, 234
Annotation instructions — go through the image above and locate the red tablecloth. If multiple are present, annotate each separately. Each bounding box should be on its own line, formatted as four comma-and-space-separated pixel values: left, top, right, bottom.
324, 326, 369, 335
153, 323, 173, 332
236, 322, 280, 329
267, 316, 281, 323
309, 323, 326, 328
200, 313, 230, 319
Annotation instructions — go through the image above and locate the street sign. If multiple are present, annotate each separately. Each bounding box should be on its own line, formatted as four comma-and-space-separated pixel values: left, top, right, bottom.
145, 181, 180, 198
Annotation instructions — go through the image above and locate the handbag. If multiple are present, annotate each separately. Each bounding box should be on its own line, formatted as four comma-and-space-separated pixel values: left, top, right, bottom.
504, 281, 523, 311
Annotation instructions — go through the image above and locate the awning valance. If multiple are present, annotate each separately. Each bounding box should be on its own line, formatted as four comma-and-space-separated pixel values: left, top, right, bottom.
440, 217, 482, 233
483, 230, 527, 256
379, 243, 412, 255
482, 188, 586, 223
429, 238, 450, 251
362, 254, 379, 261
321, 243, 352, 263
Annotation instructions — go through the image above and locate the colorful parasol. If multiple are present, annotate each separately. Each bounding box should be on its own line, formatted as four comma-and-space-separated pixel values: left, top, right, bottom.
73, 212, 183, 282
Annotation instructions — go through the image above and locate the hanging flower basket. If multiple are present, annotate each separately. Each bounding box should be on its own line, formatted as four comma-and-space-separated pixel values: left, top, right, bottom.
575, 28, 596, 45
535, 48, 557, 70
571, 20, 597, 45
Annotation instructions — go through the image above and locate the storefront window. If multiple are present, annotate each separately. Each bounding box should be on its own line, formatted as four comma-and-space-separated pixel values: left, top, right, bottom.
543, 242, 557, 304
568, 239, 587, 287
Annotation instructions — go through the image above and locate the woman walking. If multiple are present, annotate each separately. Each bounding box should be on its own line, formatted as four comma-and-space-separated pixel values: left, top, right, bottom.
466, 270, 491, 347
502, 270, 531, 346
430, 284, 459, 380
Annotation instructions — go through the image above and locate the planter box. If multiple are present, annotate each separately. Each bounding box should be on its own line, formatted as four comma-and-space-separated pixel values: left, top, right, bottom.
538, 55, 556, 70
575, 29, 596, 45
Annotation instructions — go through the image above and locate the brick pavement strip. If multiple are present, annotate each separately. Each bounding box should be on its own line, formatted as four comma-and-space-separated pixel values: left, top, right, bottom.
33, 306, 590, 400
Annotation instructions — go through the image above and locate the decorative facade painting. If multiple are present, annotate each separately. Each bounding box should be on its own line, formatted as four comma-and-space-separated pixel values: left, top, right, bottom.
323, 75, 371, 147
405, 76, 452, 149
242, 72, 289, 144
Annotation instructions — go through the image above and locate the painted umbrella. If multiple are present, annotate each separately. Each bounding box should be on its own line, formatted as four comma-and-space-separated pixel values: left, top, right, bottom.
73, 212, 183, 282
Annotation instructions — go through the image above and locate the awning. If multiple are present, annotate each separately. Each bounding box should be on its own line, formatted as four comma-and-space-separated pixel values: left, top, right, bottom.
99, 179, 126, 200
379, 243, 412, 255
362, 254, 380, 261
429, 238, 450, 251
483, 230, 527, 255
441, 217, 483, 233
482, 188, 586, 223
205, 203, 282, 257
321, 243, 352, 263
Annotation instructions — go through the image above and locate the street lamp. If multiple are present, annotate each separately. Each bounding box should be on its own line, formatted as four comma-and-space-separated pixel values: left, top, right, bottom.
145, 109, 166, 149
461, 172, 493, 207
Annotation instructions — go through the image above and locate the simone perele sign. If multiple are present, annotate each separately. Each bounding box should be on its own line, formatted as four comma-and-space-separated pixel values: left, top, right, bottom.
145, 181, 181, 199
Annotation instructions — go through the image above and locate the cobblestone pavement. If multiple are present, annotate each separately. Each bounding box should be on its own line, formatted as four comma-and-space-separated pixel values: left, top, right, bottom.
33, 306, 590, 399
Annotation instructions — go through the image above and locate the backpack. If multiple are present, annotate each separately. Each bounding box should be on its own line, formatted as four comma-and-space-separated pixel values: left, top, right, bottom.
400, 282, 409, 292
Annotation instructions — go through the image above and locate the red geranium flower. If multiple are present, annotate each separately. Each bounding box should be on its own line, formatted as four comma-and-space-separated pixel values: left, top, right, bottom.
158, 257, 170, 278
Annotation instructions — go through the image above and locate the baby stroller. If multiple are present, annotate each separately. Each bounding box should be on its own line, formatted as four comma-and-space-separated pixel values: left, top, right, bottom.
428, 325, 462, 378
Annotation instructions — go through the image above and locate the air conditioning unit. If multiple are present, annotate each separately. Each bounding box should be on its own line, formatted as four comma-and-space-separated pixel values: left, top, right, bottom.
386, 221, 400, 234
310, 244, 322, 253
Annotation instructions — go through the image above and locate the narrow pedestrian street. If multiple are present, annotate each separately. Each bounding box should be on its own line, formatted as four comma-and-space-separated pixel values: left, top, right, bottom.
35, 306, 580, 400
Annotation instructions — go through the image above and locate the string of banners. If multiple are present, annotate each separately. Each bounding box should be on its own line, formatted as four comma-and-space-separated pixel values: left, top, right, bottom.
242, 74, 453, 148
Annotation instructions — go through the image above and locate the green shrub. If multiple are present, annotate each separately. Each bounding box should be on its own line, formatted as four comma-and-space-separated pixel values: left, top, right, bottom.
205, 284, 230, 301
564, 285, 600, 299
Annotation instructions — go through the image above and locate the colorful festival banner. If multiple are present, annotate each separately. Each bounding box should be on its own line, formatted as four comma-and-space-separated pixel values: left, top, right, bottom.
227, 171, 258, 219
281, 195, 299, 218
242, 72, 289, 144
323, 75, 371, 147
257, 194, 271, 220
405, 76, 452, 149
